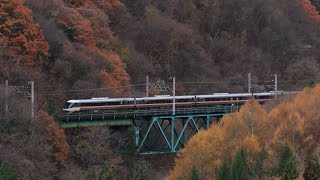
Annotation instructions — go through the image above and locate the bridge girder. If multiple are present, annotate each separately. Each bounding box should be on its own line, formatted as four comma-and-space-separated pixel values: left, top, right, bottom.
134, 114, 224, 155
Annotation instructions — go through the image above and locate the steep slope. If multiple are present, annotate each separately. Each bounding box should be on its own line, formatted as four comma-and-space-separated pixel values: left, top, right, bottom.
311, 0, 320, 11
0, 0, 320, 179
115, 0, 320, 93
1, 0, 130, 100
1, 0, 320, 97
300, 0, 320, 21
0, 0, 49, 68
28, 0, 130, 96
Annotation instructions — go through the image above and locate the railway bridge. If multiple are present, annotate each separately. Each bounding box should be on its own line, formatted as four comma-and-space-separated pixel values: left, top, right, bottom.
59, 92, 283, 154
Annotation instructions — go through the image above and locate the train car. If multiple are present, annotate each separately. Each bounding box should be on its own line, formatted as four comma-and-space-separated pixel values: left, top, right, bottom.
63, 97, 136, 112
135, 95, 196, 108
63, 92, 280, 114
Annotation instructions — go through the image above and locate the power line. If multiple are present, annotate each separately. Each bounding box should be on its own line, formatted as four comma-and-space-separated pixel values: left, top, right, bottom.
177, 79, 311, 84
177, 80, 247, 84
35, 79, 314, 96
38, 83, 147, 95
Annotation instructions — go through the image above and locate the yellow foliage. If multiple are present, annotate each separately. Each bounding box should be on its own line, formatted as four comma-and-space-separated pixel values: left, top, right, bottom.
242, 135, 260, 164
169, 84, 320, 178
168, 127, 225, 180
220, 101, 268, 158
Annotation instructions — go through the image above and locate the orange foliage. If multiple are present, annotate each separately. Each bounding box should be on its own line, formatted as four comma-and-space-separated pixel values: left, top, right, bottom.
89, 0, 127, 20
169, 84, 320, 178
299, 0, 320, 21
168, 127, 225, 180
55, 1, 130, 95
62, 0, 127, 20
220, 101, 269, 157
268, 85, 320, 156
0, 0, 49, 68
37, 111, 70, 162
98, 52, 130, 96
242, 135, 261, 164
64, 0, 94, 8
79, 8, 115, 49
57, 8, 95, 47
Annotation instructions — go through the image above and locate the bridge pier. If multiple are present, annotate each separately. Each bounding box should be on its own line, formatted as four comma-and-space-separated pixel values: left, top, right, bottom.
134, 114, 224, 155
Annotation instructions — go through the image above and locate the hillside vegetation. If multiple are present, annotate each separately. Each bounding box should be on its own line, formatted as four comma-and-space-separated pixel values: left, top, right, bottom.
1, 0, 320, 97
1, 0, 320, 179
169, 84, 320, 179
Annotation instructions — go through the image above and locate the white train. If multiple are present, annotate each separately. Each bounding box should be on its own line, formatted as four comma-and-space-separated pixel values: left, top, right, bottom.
63, 92, 284, 113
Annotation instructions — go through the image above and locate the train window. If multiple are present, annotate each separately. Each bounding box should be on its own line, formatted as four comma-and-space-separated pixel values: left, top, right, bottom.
73, 103, 81, 107
63, 103, 72, 109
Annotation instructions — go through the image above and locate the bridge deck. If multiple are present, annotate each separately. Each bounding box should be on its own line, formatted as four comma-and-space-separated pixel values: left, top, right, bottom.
60, 105, 238, 127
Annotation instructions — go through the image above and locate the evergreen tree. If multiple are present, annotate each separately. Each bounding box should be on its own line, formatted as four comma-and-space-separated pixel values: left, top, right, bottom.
187, 166, 201, 180
217, 159, 230, 180
307, 79, 316, 87
127, 126, 138, 156
252, 148, 268, 178
99, 161, 113, 180
0, 161, 17, 180
303, 154, 320, 180
45, 99, 58, 120
272, 146, 299, 180
230, 148, 248, 180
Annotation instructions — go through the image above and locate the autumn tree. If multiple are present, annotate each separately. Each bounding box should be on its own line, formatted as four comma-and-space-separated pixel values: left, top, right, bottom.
35, 111, 70, 162
0, 0, 49, 68
169, 84, 320, 179
220, 101, 268, 158
299, 0, 320, 21
57, 7, 95, 46
72, 126, 112, 167
168, 127, 225, 179
0, 88, 30, 133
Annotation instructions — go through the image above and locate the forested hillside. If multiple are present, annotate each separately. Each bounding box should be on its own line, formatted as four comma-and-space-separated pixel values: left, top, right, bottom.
1, 0, 320, 179
1, 0, 320, 97
169, 84, 320, 180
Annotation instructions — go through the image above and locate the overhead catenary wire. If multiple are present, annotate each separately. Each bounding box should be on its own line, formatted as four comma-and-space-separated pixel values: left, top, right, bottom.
177, 79, 311, 84
37, 83, 147, 95
35, 78, 313, 96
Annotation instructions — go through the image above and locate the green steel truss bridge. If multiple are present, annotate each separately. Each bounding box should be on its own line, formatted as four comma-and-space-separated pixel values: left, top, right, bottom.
61, 106, 234, 154
59, 92, 288, 154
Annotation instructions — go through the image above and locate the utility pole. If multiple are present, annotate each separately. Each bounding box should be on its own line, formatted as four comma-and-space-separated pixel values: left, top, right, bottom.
146, 76, 149, 97
248, 73, 252, 93
169, 77, 176, 116
28, 81, 35, 120
274, 74, 278, 98
5, 80, 8, 118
